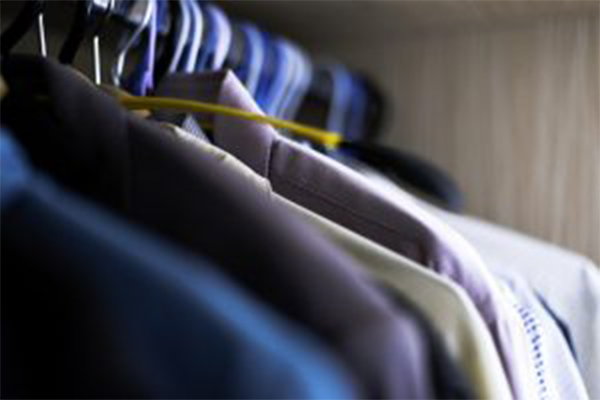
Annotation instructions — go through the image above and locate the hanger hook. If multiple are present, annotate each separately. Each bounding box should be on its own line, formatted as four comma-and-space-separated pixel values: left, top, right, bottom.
92, 0, 115, 85
59, 0, 114, 85
111, 0, 155, 87
36, 6, 47, 56
1, 0, 46, 57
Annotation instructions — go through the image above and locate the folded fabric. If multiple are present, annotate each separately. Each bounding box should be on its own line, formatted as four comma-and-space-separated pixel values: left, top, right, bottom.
1, 133, 355, 399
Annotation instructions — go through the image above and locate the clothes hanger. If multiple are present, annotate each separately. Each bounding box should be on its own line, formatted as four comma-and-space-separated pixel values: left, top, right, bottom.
192, 4, 231, 71
59, 0, 114, 85
284, 46, 312, 122
91, 0, 115, 85
167, 0, 191, 74
226, 22, 264, 95
194, 2, 216, 71
115, 94, 342, 148
280, 44, 306, 120
254, 31, 278, 112
181, 0, 203, 73
1, 0, 47, 57
223, 22, 245, 74
111, 0, 154, 87
279, 60, 462, 208
361, 76, 387, 142
206, 4, 232, 71
124, 0, 158, 95
293, 63, 333, 130
261, 38, 291, 116
177, 0, 194, 72
275, 41, 302, 118
272, 40, 296, 118
344, 76, 369, 142
324, 64, 354, 135
236, 23, 264, 95
176, 0, 201, 73
153, 0, 179, 82
331, 75, 463, 210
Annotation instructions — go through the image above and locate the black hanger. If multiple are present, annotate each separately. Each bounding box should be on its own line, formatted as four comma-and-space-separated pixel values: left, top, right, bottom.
340, 141, 465, 212
360, 76, 387, 143
154, 0, 179, 83
1, 0, 46, 57
295, 67, 333, 129
58, 0, 113, 65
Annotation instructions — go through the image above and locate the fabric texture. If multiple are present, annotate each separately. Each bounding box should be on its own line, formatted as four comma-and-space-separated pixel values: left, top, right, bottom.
422, 202, 600, 400
499, 273, 590, 400
285, 200, 513, 400
365, 165, 595, 400
1, 55, 434, 399
499, 281, 561, 400
1, 134, 355, 399
536, 294, 578, 362
155, 70, 529, 399
379, 285, 476, 400
162, 126, 512, 400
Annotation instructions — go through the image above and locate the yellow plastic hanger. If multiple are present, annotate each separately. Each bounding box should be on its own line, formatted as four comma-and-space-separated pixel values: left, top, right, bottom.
116, 94, 343, 149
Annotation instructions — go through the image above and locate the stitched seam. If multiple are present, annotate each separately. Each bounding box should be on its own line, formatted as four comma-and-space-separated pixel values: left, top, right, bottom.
514, 302, 549, 400
273, 172, 423, 252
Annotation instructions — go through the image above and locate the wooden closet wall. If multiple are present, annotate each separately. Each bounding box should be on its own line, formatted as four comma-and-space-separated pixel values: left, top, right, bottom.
222, 1, 600, 266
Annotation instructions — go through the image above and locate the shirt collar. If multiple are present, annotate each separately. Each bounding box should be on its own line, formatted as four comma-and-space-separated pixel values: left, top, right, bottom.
155, 70, 276, 176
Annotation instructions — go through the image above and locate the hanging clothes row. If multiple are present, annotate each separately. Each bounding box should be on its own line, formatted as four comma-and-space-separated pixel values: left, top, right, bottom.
1, 0, 465, 211
1, 1, 599, 399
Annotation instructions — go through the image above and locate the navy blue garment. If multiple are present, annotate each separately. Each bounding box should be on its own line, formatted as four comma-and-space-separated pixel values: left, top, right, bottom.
1, 134, 355, 399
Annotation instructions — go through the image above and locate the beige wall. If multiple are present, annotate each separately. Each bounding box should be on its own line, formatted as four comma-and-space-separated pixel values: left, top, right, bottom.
307, 14, 600, 265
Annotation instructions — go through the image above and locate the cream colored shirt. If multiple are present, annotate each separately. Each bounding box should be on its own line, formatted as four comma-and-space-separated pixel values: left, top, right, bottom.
163, 125, 513, 399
